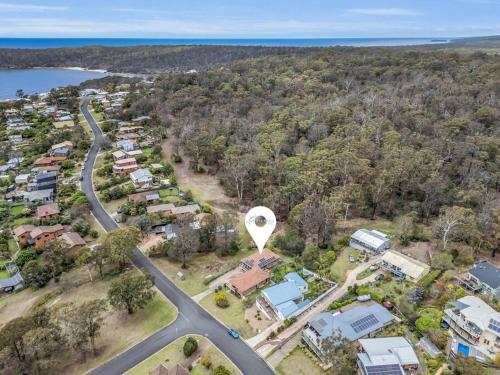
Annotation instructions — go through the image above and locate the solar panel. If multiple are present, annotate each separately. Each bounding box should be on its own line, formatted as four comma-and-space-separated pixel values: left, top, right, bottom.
350, 314, 380, 333
366, 364, 404, 375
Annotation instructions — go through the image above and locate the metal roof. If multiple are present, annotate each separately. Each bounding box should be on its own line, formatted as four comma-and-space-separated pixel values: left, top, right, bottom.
263, 281, 302, 306
351, 229, 389, 249
469, 261, 500, 289
381, 251, 430, 280
308, 304, 395, 341
358, 337, 419, 366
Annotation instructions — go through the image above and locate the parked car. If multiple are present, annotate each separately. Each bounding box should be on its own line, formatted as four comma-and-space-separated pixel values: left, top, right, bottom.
357, 294, 371, 302
375, 273, 385, 281
228, 329, 240, 339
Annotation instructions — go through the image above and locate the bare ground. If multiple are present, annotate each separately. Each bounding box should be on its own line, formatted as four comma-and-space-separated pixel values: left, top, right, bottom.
161, 137, 241, 216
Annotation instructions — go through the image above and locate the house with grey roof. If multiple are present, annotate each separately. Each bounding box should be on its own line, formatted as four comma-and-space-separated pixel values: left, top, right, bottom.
466, 261, 500, 298
22, 189, 54, 204
0, 262, 24, 292
357, 337, 420, 375
350, 229, 390, 254
302, 304, 396, 361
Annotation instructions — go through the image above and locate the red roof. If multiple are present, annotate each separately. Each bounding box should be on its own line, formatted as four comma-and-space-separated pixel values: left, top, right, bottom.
34, 156, 66, 166
36, 203, 60, 218
228, 267, 270, 294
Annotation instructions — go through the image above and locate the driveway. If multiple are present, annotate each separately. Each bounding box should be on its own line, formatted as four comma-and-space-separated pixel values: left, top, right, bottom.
80, 98, 274, 375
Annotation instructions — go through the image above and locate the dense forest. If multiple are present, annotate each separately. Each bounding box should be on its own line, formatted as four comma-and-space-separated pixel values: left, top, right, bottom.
118, 46, 499, 254
0, 45, 310, 73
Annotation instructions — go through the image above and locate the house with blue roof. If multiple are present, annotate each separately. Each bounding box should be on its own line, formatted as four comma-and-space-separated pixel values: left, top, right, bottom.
302, 304, 396, 361
258, 280, 310, 320
51, 147, 69, 157
284, 272, 308, 293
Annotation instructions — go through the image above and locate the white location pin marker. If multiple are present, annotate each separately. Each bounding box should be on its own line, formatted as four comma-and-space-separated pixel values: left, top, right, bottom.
245, 206, 276, 255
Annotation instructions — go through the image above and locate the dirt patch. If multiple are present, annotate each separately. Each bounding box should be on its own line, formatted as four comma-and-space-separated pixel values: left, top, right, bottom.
161, 137, 240, 216
394, 242, 434, 264
138, 234, 165, 252
245, 303, 273, 333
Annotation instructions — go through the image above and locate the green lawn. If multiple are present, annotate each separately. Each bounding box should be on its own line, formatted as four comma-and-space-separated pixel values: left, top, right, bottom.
126, 336, 239, 375
0, 270, 10, 279
276, 347, 325, 375
10, 203, 27, 216
142, 147, 153, 157
151, 249, 253, 296
200, 291, 256, 339
159, 187, 179, 198
7, 239, 17, 254
330, 248, 363, 283
10, 217, 33, 227
356, 267, 378, 281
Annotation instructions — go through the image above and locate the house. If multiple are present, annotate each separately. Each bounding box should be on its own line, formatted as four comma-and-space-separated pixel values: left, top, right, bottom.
171, 204, 201, 217
379, 250, 430, 282
0, 262, 24, 292
147, 203, 175, 216
36, 203, 60, 219
50, 147, 69, 157
258, 281, 308, 320
350, 229, 390, 254
50, 141, 73, 151
23, 189, 54, 204
112, 150, 127, 160
33, 156, 66, 167
132, 115, 152, 124
126, 149, 144, 157
302, 304, 396, 361
130, 168, 153, 188
59, 232, 86, 252
443, 295, 500, 363
13, 225, 36, 247
357, 337, 420, 375
28, 171, 57, 192
9, 134, 23, 145
284, 272, 308, 293
227, 267, 271, 298
240, 248, 282, 271
116, 140, 136, 152
128, 191, 161, 203
30, 224, 65, 248
113, 158, 138, 174
466, 261, 500, 298
15, 174, 30, 185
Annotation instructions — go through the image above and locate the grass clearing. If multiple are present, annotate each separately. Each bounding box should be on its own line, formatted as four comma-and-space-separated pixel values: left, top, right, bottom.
9, 203, 27, 216
330, 247, 363, 283
159, 187, 179, 198
151, 249, 253, 296
7, 238, 17, 254
10, 217, 33, 227
199, 291, 256, 339
275, 347, 325, 375
126, 336, 239, 375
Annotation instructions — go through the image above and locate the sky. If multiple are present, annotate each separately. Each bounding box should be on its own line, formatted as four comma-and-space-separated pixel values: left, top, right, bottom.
0, 0, 498, 38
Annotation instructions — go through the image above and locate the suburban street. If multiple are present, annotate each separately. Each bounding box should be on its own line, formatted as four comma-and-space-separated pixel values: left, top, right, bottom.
80, 97, 275, 375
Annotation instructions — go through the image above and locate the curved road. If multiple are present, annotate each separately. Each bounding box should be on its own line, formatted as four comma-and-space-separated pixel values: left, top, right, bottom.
80, 98, 274, 375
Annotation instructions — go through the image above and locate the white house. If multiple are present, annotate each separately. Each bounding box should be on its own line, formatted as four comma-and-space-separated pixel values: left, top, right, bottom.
130, 168, 153, 188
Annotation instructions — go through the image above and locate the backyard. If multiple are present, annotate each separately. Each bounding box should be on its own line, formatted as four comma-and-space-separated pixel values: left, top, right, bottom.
329, 247, 364, 283
200, 290, 256, 339
126, 335, 239, 375
275, 346, 325, 375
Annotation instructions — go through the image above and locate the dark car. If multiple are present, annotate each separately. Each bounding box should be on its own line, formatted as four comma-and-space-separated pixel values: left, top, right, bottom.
375, 273, 385, 281
228, 328, 240, 339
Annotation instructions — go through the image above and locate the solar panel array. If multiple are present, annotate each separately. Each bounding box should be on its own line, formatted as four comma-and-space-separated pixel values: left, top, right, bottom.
365, 364, 404, 375
488, 319, 500, 333
259, 256, 276, 268
350, 314, 380, 333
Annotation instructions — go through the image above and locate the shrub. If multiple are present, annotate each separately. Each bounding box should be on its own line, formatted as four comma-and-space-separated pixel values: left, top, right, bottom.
183, 336, 198, 357
284, 316, 297, 327
212, 365, 231, 375
200, 353, 212, 369
15, 248, 37, 268
215, 291, 230, 308
272, 228, 305, 256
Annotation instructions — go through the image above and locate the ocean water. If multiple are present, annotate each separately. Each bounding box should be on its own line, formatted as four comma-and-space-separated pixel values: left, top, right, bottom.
0, 68, 108, 100
0, 38, 451, 49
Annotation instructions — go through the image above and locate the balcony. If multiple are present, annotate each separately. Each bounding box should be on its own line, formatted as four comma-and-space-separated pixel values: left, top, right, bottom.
443, 312, 482, 340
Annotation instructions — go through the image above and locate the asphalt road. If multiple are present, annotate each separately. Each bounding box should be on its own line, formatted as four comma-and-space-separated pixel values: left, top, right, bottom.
80, 98, 275, 375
